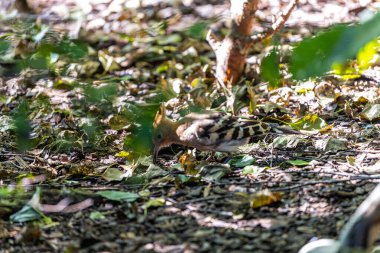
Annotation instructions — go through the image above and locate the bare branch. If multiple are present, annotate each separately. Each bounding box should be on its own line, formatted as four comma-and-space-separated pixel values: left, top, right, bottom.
251, 0, 299, 43
209, 0, 298, 85
230, 0, 259, 36
206, 29, 221, 52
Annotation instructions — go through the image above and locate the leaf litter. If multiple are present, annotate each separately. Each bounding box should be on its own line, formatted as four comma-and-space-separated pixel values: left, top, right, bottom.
0, 0, 380, 252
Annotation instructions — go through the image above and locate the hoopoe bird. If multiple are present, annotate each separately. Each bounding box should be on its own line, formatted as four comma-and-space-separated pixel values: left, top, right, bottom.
152, 103, 300, 163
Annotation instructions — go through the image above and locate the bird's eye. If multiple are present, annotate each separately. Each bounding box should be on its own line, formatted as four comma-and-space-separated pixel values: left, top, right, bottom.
157, 134, 162, 139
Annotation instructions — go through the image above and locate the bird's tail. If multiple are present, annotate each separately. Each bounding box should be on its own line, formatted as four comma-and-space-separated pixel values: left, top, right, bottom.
268, 123, 306, 135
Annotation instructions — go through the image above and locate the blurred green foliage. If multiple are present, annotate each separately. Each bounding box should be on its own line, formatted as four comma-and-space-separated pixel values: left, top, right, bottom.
0, 40, 10, 54
13, 100, 31, 152
184, 21, 209, 40
79, 83, 119, 146
10, 187, 51, 223
0, 23, 88, 75
83, 83, 118, 107
290, 114, 327, 131
123, 103, 159, 157
80, 117, 99, 145
261, 49, 282, 89
21, 40, 88, 71
290, 12, 380, 80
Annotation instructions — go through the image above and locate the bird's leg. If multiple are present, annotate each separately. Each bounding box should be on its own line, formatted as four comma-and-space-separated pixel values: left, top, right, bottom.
173, 150, 184, 161
205, 151, 216, 162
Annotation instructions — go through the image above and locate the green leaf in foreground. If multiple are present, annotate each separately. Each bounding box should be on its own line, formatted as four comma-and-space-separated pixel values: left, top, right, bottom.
287, 160, 310, 167
123, 103, 159, 156
228, 155, 256, 167
242, 165, 267, 175
157, 34, 182, 45
13, 100, 31, 152
357, 39, 380, 71
184, 21, 209, 39
142, 198, 166, 215
272, 135, 306, 149
102, 167, 125, 182
261, 49, 282, 89
90, 211, 106, 220
10, 204, 43, 223
290, 114, 327, 131
10, 187, 50, 223
0, 39, 10, 54
55, 40, 88, 59
290, 12, 380, 79
198, 164, 232, 182
97, 190, 139, 202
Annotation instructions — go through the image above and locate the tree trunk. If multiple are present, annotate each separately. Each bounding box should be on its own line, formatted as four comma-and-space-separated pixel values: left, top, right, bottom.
13, 0, 33, 13
208, 0, 298, 86
217, 0, 258, 85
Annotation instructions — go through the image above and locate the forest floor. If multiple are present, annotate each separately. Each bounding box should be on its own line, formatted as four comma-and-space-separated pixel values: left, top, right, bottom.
1, 0, 380, 252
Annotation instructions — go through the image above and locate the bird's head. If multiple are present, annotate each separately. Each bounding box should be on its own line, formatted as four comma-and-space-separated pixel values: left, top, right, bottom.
152, 103, 177, 163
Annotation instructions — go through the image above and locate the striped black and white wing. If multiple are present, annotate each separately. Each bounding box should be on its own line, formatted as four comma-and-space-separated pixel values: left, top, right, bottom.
180, 112, 271, 151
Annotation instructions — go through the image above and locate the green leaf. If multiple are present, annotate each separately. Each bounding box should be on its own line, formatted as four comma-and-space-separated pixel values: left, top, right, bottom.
108, 114, 130, 130
124, 176, 145, 185
79, 117, 99, 145
27, 51, 51, 69
228, 155, 256, 167
102, 167, 125, 182
249, 190, 283, 209
55, 40, 88, 59
142, 165, 168, 180
242, 165, 266, 175
157, 34, 182, 45
84, 83, 118, 104
330, 62, 358, 79
32, 26, 49, 43
177, 174, 190, 183
10, 187, 46, 223
198, 164, 232, 182
261, 49, 282, 89
230, 85, 250, 115
10, 205, 43, 223
184, 21, 208, 40
0, 39, 10, 54
357, 39, 380, 70
331, 39, 380, 79
0, 187, 14, 198
290, 114, 327, 131
290, 12, 380, 79
123, 103, 159, 156
142, 198, 166, 215
272, 135, 306, 149
98, 50, 120, 73
287, 159, 310, 167
12, 101, 31, 152
115, 151, 130, 158
90, 211, 106, 220
97, 190, 139, 202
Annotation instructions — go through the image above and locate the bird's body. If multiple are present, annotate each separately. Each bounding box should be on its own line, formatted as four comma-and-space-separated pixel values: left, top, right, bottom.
152, 104, 298, 163
174, 111, 270, 152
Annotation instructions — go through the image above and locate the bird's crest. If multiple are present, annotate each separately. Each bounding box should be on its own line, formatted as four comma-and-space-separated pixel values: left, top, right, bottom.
153, 103, 166, 128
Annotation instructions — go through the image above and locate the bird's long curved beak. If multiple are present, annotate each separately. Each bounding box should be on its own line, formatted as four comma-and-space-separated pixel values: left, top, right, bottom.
153, 145, 160, 164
